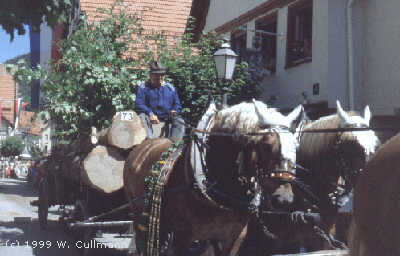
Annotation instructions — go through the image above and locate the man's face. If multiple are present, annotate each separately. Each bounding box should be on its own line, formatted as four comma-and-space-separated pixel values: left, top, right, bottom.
150, 73, 164, 87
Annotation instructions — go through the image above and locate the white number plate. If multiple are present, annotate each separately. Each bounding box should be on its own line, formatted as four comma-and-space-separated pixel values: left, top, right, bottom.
120, 112, 134, 121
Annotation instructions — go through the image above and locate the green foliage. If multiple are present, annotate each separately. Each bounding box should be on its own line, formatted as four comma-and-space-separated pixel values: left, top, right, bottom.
1, 136, 24, 158
10, 2, 263, 142
9, 3, 148, 141
5, 53, 32, 106
157, 32, 263, 124
29, 143, 43, 161
0, 0, 72, 41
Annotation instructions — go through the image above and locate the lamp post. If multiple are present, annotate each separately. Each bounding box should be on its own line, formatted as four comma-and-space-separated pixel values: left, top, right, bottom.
213, 43, 238, 107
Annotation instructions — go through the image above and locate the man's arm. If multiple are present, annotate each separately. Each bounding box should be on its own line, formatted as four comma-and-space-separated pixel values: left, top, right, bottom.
171, 86, 182, 114
135, 85, 153, 115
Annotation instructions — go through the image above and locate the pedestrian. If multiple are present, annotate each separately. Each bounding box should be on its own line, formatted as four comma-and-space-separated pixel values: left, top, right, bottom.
135, 61, 185, 142
6, 165, 11, 178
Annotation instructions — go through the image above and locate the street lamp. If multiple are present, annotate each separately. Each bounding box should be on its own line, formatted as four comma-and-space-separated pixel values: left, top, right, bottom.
213, 42, 238, 106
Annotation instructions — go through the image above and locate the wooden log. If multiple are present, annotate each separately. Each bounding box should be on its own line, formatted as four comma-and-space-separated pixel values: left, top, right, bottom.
91, 127, 109, 145
91, 111, 147, 150
82, 145, 126, 194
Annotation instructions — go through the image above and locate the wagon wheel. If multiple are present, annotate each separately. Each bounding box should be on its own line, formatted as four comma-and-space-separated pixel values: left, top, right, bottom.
38, 178, 49, 230
72, 200, 96, 256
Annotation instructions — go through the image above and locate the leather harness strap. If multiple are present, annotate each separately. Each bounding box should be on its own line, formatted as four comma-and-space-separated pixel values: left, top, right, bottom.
269, 171, 296, 181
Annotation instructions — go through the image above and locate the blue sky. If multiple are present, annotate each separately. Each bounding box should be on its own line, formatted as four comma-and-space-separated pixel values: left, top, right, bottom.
0, 25, 30, 63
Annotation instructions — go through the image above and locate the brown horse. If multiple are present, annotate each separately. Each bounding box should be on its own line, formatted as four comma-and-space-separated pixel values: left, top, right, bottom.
124, 100, 304, 255
275, 100, 380, 252
348, 132, 400, 256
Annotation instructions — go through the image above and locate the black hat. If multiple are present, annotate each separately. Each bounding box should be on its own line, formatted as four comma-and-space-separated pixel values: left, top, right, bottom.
149, 61, 166, 74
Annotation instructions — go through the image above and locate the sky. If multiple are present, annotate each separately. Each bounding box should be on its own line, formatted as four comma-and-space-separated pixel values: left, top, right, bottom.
0, 25, 30, 63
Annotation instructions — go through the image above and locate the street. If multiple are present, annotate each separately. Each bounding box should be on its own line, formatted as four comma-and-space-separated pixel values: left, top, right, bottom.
0, 177, 82, 255
0, 177, 133, 256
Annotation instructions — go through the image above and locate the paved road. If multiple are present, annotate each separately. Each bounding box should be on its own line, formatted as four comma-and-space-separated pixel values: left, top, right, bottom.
0, 178, 82, 256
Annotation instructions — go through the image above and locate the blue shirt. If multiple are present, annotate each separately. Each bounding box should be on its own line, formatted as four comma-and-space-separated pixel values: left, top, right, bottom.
135, 81, 182, 120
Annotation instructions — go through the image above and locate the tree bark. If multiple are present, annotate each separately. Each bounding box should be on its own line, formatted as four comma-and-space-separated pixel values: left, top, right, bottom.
82, 145, 126, 194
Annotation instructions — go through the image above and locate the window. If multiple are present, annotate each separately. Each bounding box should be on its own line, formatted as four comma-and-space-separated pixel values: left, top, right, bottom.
231, 27, 247, 63
256, 13, 278, 74
286, 0, 313, 68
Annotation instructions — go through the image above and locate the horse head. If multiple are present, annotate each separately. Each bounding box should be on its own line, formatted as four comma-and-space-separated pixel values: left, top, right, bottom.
203, 100, 303, 214
335, 100, 380, 189
252, 100, 304, 210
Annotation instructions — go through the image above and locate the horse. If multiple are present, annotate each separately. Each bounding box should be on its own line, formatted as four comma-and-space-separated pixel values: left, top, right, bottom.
273, 100, 380, 252
348, 132, 400, 256
123, 99, 304, 255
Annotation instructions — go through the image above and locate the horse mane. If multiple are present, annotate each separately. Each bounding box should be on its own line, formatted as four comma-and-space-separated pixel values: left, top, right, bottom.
210, 102, 287, 141
297, 112, 362, 191
212, 102, 261, 134
300, 111, 361, 156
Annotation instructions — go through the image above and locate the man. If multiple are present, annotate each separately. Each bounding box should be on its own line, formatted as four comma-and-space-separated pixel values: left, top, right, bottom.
136, 61, 185, 142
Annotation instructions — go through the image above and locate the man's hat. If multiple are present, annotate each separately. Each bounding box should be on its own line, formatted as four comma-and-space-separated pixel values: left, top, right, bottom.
149, 61, 166, 74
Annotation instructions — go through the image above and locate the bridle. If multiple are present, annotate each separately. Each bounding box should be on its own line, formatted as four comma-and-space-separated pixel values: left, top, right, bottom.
327, 124, 369, 208
191, 124, 301, 212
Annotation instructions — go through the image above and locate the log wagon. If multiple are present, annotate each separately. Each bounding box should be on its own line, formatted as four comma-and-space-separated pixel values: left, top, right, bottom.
32, 111, 147, 255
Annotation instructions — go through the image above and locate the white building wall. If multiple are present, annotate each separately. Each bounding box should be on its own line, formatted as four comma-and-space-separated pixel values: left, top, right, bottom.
351, 0, 365, 111
261, 0, 349, 109
363, 0, 400, 115
204, 0, 350, 109
326, 0, 348, 109
204, 0, 272, 32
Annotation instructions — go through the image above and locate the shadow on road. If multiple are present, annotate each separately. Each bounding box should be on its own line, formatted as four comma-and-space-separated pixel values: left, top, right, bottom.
0, 219, 80, 256
0, 218, 128, 256
0, 179, 38, 198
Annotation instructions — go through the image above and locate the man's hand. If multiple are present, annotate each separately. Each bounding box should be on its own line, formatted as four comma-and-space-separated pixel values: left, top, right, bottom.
149, 114, 160, 124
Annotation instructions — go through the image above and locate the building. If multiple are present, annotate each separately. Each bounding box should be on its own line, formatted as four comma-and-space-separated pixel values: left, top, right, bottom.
202, 0, 400, 116
0, 64, 42, 157
0, 64, 18, 138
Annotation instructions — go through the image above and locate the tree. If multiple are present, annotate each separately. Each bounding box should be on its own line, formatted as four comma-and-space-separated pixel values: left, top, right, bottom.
5, 53, 32, 105
0, 0, 72, 41
1, 136, 24, 158
28, 143, 43, 161
9, 3, 262, 142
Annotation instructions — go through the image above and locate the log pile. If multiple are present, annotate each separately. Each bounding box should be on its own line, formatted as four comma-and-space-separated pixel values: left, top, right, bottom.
51, 110, 148, 194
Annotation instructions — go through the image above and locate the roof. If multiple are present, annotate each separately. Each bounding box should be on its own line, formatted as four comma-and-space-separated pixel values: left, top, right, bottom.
80, 0, 193, 38
19, 111, 42, 136
0, 64, 16, 124
189, 0, 210, 41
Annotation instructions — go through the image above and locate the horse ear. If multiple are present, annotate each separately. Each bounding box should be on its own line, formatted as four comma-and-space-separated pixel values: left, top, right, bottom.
197, 100, 217, 129
208, 98, 217, 112
336, 100, 352, 124
286, 104, 304, 125
253, 99, 270, 125
364, 105, 371, 125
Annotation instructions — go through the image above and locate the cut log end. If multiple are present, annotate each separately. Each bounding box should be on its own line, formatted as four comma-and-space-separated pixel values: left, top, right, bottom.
83, 145, 125, 194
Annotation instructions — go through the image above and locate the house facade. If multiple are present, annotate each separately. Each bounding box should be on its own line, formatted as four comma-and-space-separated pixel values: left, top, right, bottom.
362, 0, 400, 115
203, 0, 396, 115
0, 64, 18, 138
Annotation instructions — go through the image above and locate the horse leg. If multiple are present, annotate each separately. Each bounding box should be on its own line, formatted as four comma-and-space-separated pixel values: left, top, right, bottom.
170, 231, 193, 255
218, 224, 250, 256
348, 219, 374, 256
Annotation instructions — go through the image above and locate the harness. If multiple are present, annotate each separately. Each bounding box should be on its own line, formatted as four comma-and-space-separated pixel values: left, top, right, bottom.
192, 125, 300, 211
